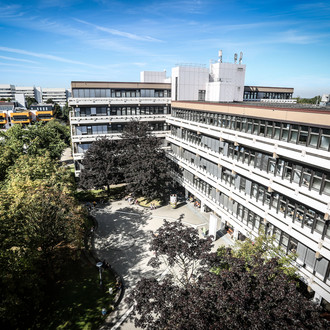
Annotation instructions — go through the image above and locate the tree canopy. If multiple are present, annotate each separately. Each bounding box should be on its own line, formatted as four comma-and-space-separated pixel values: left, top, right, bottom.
0, 121, 70, 182
120, 121, 178, 201
0, 122, 84, 329
79, 137, 123, 195
127, 220, 328, 329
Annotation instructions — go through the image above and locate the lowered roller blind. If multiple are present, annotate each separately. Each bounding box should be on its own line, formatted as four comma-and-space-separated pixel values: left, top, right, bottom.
223, 143, 229, 156
305, 248, 316, 269
315, 258, 329, 279
219, 194, 224, 206
245, 180, 252, 196
296, 243, 307, 264
235, 175, 241, 189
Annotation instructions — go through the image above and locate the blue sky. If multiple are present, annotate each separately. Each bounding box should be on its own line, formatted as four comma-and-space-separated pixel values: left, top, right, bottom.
0, 0, 330, 97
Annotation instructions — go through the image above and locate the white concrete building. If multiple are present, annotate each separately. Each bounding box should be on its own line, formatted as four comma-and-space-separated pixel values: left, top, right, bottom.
0, 84, 15, 100
172, 51, 246, 103
168, 101, 330, 306
42, 88, 69, 107
68, 51, 330, 307
69, 81, 171, 176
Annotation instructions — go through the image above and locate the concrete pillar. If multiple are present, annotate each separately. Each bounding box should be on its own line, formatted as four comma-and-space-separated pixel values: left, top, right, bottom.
209, 214, 218, 241
185, 189, 189, 199
201, 201, 206, 212
233, 229, 239, 240
313, 292, 322, 305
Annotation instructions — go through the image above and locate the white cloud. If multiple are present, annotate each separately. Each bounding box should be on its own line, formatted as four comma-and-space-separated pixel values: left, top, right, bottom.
74, 19, 162, 42
0, 46, 102, 68
0, 55, 38, 63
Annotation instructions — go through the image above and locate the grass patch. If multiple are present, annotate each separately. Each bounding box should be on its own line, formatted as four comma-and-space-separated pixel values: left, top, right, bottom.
136, 197, 162, 208
36, 254, 116, 329
75, 185, 126, 202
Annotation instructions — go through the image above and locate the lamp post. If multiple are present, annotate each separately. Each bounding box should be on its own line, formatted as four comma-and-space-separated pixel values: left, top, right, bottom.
96, 262, 103, 286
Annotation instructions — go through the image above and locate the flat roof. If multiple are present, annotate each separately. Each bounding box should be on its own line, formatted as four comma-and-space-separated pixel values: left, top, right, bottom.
172, 101, 330, 128
71, 81, 171, 89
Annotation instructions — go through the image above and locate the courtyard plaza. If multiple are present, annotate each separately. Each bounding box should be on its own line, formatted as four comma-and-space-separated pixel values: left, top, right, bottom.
91, 199, 233, 329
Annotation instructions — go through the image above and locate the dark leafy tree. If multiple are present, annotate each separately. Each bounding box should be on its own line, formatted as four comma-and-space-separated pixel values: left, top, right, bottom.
79, 137, 123, 196
128, 222, 328, 329
148, 220, 213, 287
121, 121, 179, 201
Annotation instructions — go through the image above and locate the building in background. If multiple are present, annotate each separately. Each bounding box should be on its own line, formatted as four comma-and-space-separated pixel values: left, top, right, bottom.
0, 84, 15, 100
172, 51, 246, 102
41, 88, 70, 107
69, 81, 171, 176
0, 102, 55, 130
244, 86, 295, 103
0, 85, 69, 107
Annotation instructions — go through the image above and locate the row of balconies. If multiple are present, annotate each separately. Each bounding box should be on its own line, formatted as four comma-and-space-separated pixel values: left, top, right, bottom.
172, 150, 329, 251
70, 114, 169, 124
167, 117, 330, 170
68, 97, 171, 106
167, 134, 330, 215
174, 172, 330, 303
71, 130, 169, 143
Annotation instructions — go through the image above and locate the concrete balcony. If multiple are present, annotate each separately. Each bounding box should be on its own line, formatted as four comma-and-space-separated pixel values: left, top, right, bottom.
70, 114, 169, 125
72, 130, 170, 143
68, 97, 171, 106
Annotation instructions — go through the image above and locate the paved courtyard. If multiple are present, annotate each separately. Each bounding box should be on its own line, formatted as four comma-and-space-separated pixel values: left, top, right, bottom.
91, 199, 233, 329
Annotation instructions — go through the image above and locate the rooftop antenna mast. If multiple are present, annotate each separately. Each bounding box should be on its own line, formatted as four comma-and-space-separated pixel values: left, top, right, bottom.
218, 50, 223, 63
239, 51, 243, 64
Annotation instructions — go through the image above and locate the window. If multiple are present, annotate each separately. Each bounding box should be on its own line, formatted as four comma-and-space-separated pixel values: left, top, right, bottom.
281, 123, 290, 141
320, 129, 330, 150
290, 125, 299, 143
266, 121, 273, 137
309, 127, 319, 147
298, 126, 308, 145
311, 170, 323, 192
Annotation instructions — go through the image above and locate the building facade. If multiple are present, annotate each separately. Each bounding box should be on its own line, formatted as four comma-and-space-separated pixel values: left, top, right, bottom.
167, 101, 330, 304
41, 88, 70, 107
0, 102, 54, 129
69, 81, 172, 176
244, 86, 294, 102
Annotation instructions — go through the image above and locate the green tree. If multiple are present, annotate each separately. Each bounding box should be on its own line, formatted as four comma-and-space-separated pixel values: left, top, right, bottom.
230, 232, 298, 279
5, 153, 74, 194
79, 138, 123, 196
61, 102, 71, 122
0, 184, 85, 329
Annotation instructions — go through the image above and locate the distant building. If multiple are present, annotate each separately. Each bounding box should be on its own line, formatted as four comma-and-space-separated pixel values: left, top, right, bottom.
244, 86, 295, 103
0, 85, 69, 107
42, 88, 70, 107
0, 84, 15, 100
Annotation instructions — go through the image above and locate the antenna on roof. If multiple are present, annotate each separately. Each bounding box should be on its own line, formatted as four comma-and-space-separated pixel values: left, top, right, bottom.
218, 50, 223, 63
239, 52, 243, 64
234, 53, 238, 64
